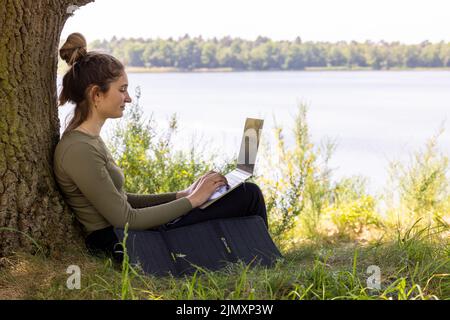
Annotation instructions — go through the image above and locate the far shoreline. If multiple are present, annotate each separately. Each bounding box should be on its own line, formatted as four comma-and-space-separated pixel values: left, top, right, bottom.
57, 65, 450, 75
124, 66, 450, 74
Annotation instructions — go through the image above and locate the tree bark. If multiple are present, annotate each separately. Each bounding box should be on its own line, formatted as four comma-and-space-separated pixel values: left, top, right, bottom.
0, 0, 94, 257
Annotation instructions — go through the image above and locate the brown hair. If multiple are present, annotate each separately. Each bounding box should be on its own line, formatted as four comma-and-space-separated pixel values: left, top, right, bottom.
58, 32, 125, 134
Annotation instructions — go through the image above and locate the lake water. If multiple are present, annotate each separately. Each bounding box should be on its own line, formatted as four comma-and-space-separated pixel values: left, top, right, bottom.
58, 71, 450, 195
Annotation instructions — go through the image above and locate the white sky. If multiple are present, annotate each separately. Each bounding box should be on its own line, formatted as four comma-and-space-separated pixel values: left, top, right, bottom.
61, 0, 450, 43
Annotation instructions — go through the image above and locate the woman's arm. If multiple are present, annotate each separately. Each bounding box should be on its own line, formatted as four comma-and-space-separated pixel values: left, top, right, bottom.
126, 188, 189, 208
126, 192, 178, 208
62, 143, 193, 230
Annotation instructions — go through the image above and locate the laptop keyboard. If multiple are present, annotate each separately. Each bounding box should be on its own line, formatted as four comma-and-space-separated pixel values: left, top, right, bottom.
202, 170, 252, 204
226, 170, 251, 187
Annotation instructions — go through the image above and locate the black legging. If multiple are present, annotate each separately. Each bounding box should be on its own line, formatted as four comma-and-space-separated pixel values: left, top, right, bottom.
85, 182, 268, 262
164, 182, 268, 229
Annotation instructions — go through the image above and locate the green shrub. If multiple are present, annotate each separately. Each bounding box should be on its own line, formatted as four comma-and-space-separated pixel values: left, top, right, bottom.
107, 86, 233, 194
256, 103, 336, 243
327, 195, 381, 239
384, 127, 450, 232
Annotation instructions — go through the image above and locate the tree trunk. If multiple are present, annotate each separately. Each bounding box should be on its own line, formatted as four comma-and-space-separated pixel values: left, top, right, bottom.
0, 0, 94, 257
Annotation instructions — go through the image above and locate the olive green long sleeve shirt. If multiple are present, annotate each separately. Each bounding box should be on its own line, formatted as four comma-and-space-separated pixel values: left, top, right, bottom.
53, 130, 192, 235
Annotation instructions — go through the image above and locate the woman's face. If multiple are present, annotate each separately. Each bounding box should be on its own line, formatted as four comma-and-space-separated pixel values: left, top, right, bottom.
95, 72, 132, 119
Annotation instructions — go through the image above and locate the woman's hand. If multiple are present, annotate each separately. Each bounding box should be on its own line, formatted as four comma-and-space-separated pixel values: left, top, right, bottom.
177, 178, 201, 199
177, 170, 222, 198
186, 172, 228, 208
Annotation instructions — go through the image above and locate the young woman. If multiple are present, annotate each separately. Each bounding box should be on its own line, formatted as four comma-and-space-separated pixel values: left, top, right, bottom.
54, 33, 268, 262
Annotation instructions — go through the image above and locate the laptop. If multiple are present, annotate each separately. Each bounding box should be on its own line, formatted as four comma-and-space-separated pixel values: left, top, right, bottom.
199, 118, 264, 209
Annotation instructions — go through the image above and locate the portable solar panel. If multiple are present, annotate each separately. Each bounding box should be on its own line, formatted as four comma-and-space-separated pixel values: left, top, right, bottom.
114, 216, 282, 277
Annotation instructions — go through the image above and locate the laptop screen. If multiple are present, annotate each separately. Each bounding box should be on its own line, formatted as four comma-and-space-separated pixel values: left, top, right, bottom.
237, 118, 264, 174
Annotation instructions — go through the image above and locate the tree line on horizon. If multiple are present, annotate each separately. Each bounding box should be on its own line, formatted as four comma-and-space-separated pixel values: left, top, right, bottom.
88, 35, 450, 70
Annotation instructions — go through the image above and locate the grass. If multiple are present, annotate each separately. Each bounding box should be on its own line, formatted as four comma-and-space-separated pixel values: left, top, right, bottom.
0, 230, 448, 300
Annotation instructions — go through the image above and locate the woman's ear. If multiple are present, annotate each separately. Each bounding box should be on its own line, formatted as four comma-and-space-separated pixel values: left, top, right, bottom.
87, 84, 102, 106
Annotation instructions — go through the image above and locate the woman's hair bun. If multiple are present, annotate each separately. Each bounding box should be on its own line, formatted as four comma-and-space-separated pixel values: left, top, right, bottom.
59, 32, 87, 66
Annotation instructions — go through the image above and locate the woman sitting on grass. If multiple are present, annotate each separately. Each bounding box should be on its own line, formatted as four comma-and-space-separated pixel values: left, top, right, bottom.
54, 33, 269, 262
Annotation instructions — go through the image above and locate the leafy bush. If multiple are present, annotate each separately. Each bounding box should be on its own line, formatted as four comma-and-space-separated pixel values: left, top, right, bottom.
256, 104, 336, 243
319, 176, 383, 240
327, 195, 382, 239
107, 86, 233, 195
384, 128, 450, 232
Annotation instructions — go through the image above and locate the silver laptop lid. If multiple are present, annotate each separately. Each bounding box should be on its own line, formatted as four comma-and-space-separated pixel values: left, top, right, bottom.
237, 118, 264, 174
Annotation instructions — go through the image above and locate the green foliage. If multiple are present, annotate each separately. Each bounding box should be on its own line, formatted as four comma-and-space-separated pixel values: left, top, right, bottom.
256, 104, 335, 243
107, 87, 232, 195
328, 195, 382, 239
320, 177, 383, 239
384, 127, 450, 229
88, 36, 450, 71
119, 223, 134, 300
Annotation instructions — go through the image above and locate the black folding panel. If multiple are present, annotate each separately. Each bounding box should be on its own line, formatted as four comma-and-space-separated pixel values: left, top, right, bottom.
114, 216, 282, 277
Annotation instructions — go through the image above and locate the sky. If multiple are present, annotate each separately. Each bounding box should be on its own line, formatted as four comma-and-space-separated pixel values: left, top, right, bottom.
61, 0, 450, 44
